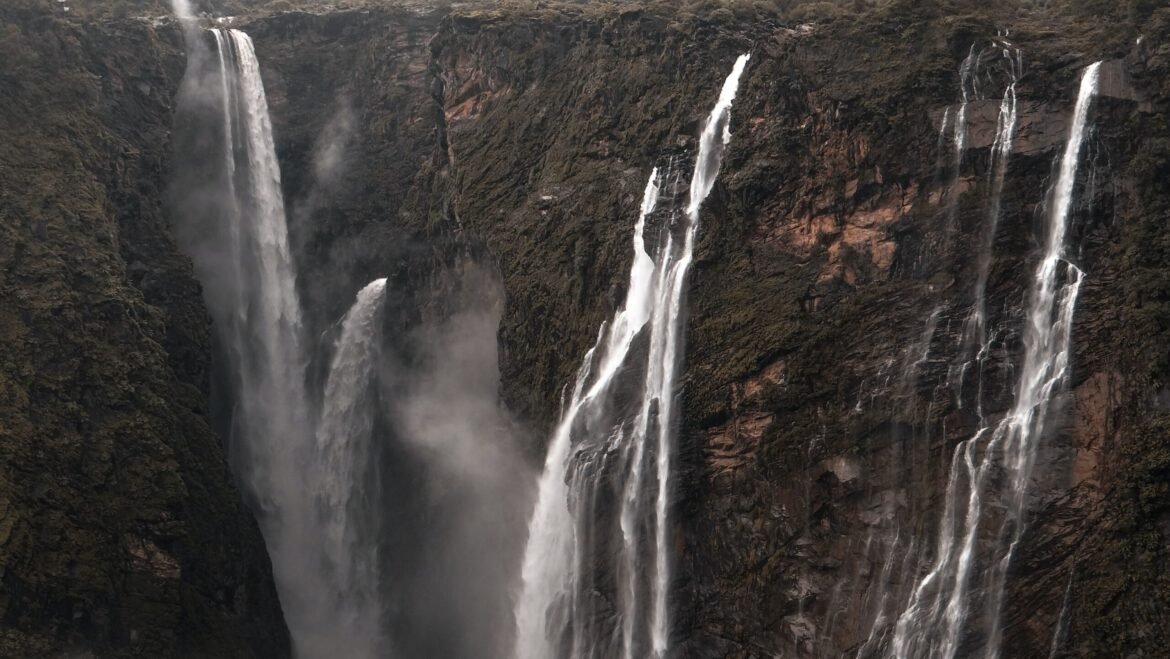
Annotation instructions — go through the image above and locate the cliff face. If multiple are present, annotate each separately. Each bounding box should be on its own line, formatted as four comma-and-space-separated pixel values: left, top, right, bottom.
3, 0, 1170, 657
251, 4, 1170, 657
0, 4, 288, 658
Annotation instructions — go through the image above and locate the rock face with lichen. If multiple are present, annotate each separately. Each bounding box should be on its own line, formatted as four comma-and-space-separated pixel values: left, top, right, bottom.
3, 0, 1170, 657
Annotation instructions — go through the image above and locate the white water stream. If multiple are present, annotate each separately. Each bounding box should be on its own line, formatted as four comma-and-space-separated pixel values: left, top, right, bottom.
513, 53, 750, 659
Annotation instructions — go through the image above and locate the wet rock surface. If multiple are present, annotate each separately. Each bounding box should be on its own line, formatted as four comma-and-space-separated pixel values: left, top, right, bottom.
3, 0, 1170, 657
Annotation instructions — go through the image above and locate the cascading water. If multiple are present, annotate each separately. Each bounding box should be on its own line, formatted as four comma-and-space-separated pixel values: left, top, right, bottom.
513, 53, 750, 659
979, 61, 1097, 658
851, 44, 1024, 657
178, 25, 322, 651
953, 45, 978, 169
174, 23, 392, 658
313, 278, 389, 659
889, 61, 1101, 659
851, 307, 943, 658
196, 27, 319, 600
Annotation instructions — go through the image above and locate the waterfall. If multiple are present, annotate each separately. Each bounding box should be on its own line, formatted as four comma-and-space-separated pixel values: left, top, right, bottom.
512, 168, 664, 659
852, 307, 943, 658
936, 107, 951, 173
953, 44, 1022, 413
312, 278, 389, 659
854, 45, 1024, 656
889, 61, 1100, 659
1047, 569, 1075, 658
953, 45, 978, 171
944, 44, 979, 234
981, 60, 1098, 657
513, 53, 750, 659
174, 25, 383, 658
200, 27, 313, 569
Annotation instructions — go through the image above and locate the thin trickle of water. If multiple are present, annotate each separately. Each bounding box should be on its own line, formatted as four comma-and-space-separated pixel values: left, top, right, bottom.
1047, 569, 1075, 658
936, 107, 952, 171
953, 44, 1022, 413
950, 47, 980, 201
313, 278, 389, 659
851, 307, 942, 658
942, 45, 984, 244
889, 62, 1100, 659
513, 54, 750, 659
952, 45, 978, 172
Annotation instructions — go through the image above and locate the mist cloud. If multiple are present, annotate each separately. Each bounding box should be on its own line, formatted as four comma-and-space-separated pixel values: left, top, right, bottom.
377, 263, 534, 659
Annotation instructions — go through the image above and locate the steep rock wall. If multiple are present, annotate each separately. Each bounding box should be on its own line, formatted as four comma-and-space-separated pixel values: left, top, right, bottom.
387, 4, 1169, 657
3, 1, 1170, 658
0, 5, 288, 657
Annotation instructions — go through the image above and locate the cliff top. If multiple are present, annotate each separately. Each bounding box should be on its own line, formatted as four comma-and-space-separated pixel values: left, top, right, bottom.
8, 0, 1145, 27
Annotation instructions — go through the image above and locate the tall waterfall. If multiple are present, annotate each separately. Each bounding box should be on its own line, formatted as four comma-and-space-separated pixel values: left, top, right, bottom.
195, 26, 320, 649
174, 25, 391, 658
889, 61, 1101, 659
313, 278, 389, 659
513, 53, 750, 659
200, 28, 316, 595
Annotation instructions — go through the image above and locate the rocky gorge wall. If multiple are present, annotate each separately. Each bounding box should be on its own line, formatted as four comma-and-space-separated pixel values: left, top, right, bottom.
2, 0, 1170, 657
0, 2, 288, 657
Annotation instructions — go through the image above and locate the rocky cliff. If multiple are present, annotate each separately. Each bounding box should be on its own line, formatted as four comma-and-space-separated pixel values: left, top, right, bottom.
2, 0, 1169, 657
0, 2, 288, 657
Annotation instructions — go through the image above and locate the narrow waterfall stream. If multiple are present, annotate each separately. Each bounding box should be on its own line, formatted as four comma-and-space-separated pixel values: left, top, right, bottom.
890, 61, 1101, 659
513, 53, 750, 659
943, 44, 979, 236
953, 42, 1022, 413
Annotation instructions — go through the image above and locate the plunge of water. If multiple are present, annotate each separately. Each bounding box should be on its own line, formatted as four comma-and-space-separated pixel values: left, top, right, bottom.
513, 53, 750, 659
173, 24, 396, 658
312, 278, 389, 659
